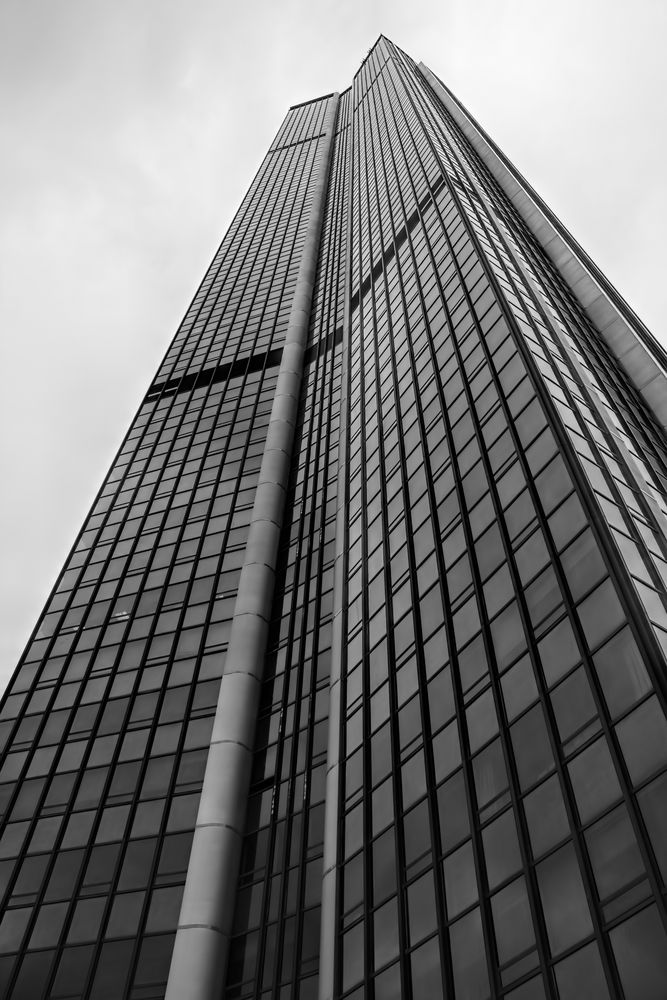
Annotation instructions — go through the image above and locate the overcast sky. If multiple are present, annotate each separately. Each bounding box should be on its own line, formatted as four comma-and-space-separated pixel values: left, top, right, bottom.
1, 0, 666, 694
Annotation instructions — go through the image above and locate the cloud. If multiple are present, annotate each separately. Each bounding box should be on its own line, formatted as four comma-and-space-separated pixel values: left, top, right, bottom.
1, 0, 665, 690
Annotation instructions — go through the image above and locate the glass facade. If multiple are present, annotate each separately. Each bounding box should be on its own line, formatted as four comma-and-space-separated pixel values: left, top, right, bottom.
2, 35, 667, 1000
0, 93, 335, 999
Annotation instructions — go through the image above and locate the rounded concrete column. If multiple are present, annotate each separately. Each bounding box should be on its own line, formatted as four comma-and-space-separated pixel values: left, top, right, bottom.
165, 93, 340, 1000
318, 99, 353, 1000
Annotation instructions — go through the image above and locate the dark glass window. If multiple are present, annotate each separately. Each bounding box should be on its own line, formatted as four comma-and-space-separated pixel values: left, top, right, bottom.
490, 602, 526, 670
473, 738, 509, 814
118, 839, 156, 890
450, 907, 489, 1000
11, 949, 54, 1000
372, 829, 397, 905
407, 869, 438, 944
592, 627, 651, 718
577, 579, 625, 651
404, 799, 431, 874
551, 667, 598, 744
568, 738, 622, 824
585, 803, 645, 900
0, 906, 31, 952
553, 942, 610, 1000
524, 775, 569, 858
437, 770, 470, 852
537, 843, 592, 955
443, 840, 477, 918
609, 905, 667, 1000
67, 896, 106, 944
89, 939, 134, 999
342, 922, 364, 992
501, 655, 538, 720
491, 875, 535, 964
482, 807, 522, 888
373, 896, 400, 970
510, 704, 554, 791
560, 529, 606, 601
410, 934, 444, 999
107, 890, 145, 937
44, 849, 84, 901
615, 695, 667, 785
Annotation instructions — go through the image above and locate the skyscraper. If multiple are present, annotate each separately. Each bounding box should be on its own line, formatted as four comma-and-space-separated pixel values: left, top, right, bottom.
2, 31, 667, 1000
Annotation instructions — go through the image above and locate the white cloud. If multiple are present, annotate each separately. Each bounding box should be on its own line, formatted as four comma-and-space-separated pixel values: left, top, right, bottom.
1, 0, 665, 690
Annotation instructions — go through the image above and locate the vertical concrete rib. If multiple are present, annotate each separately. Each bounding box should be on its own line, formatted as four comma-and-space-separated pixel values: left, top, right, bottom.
318, 99, 353, 1000
165, 93, 340, 1000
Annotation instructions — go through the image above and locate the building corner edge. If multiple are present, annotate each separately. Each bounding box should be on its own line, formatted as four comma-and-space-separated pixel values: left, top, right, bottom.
417, 61, 667, 436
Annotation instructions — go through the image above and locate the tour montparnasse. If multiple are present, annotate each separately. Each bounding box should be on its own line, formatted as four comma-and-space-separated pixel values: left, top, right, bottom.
2, 34, 667, 1000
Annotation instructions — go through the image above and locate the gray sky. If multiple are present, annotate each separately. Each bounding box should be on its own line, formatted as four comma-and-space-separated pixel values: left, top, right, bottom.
1, 0, 666, 694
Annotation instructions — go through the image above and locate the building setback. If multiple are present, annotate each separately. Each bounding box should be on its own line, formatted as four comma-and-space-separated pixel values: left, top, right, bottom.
2, 34, 667, 1000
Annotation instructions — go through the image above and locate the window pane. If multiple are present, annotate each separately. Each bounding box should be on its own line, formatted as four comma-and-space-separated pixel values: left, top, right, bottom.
554, 942, 609, 1000
511, 704, 554, 790
568, 738, 622, 823
402, 749, 427, 808
410, 934, 444, 999
373, 896, 400, 970
407, 870, 438, 945
537, 616, 580, 686
44, 849, 84, 901
550, 667, 597, 743
372, 828, 396, 905
610, 905, 667, 1000
537, 843, 592, 955
89, 939, 133, 1000
375, 961, 401, 1000
342, 922, 364, 992
482, 808, 522, 888
51, 944, 94, 997
560, 529, 606, 601
505, 974, 547, 1000
592, 627, 651, 718
450, 906, 490, 1000
577, 579, 624, 650
615, 696, 667, 785
106, 890, 145, 938
473, 738, 508, 812
501, 654, 538, 721
404, 799, 431, 874
145, 884, 184, 933
437, 770, 470, 852
490, 602, 526, 669
585, 804, 645, 900
0, 907, 31, 953
491, 875, 535, 963
133, 933, 175, 988
67, 896, 105, 944
466, 688, 498, 753
443, 840, 478, 918
11, 949, 54, 1000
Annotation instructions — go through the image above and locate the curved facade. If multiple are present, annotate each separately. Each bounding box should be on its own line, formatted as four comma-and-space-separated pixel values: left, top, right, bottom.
1, 36, 667, 1000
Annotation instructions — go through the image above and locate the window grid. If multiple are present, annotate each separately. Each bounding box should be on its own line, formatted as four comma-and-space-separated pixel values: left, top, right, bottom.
336, 37, 667, 1000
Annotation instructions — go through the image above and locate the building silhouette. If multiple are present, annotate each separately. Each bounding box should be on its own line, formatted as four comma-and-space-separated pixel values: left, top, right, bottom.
2, 34, 667, 1000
